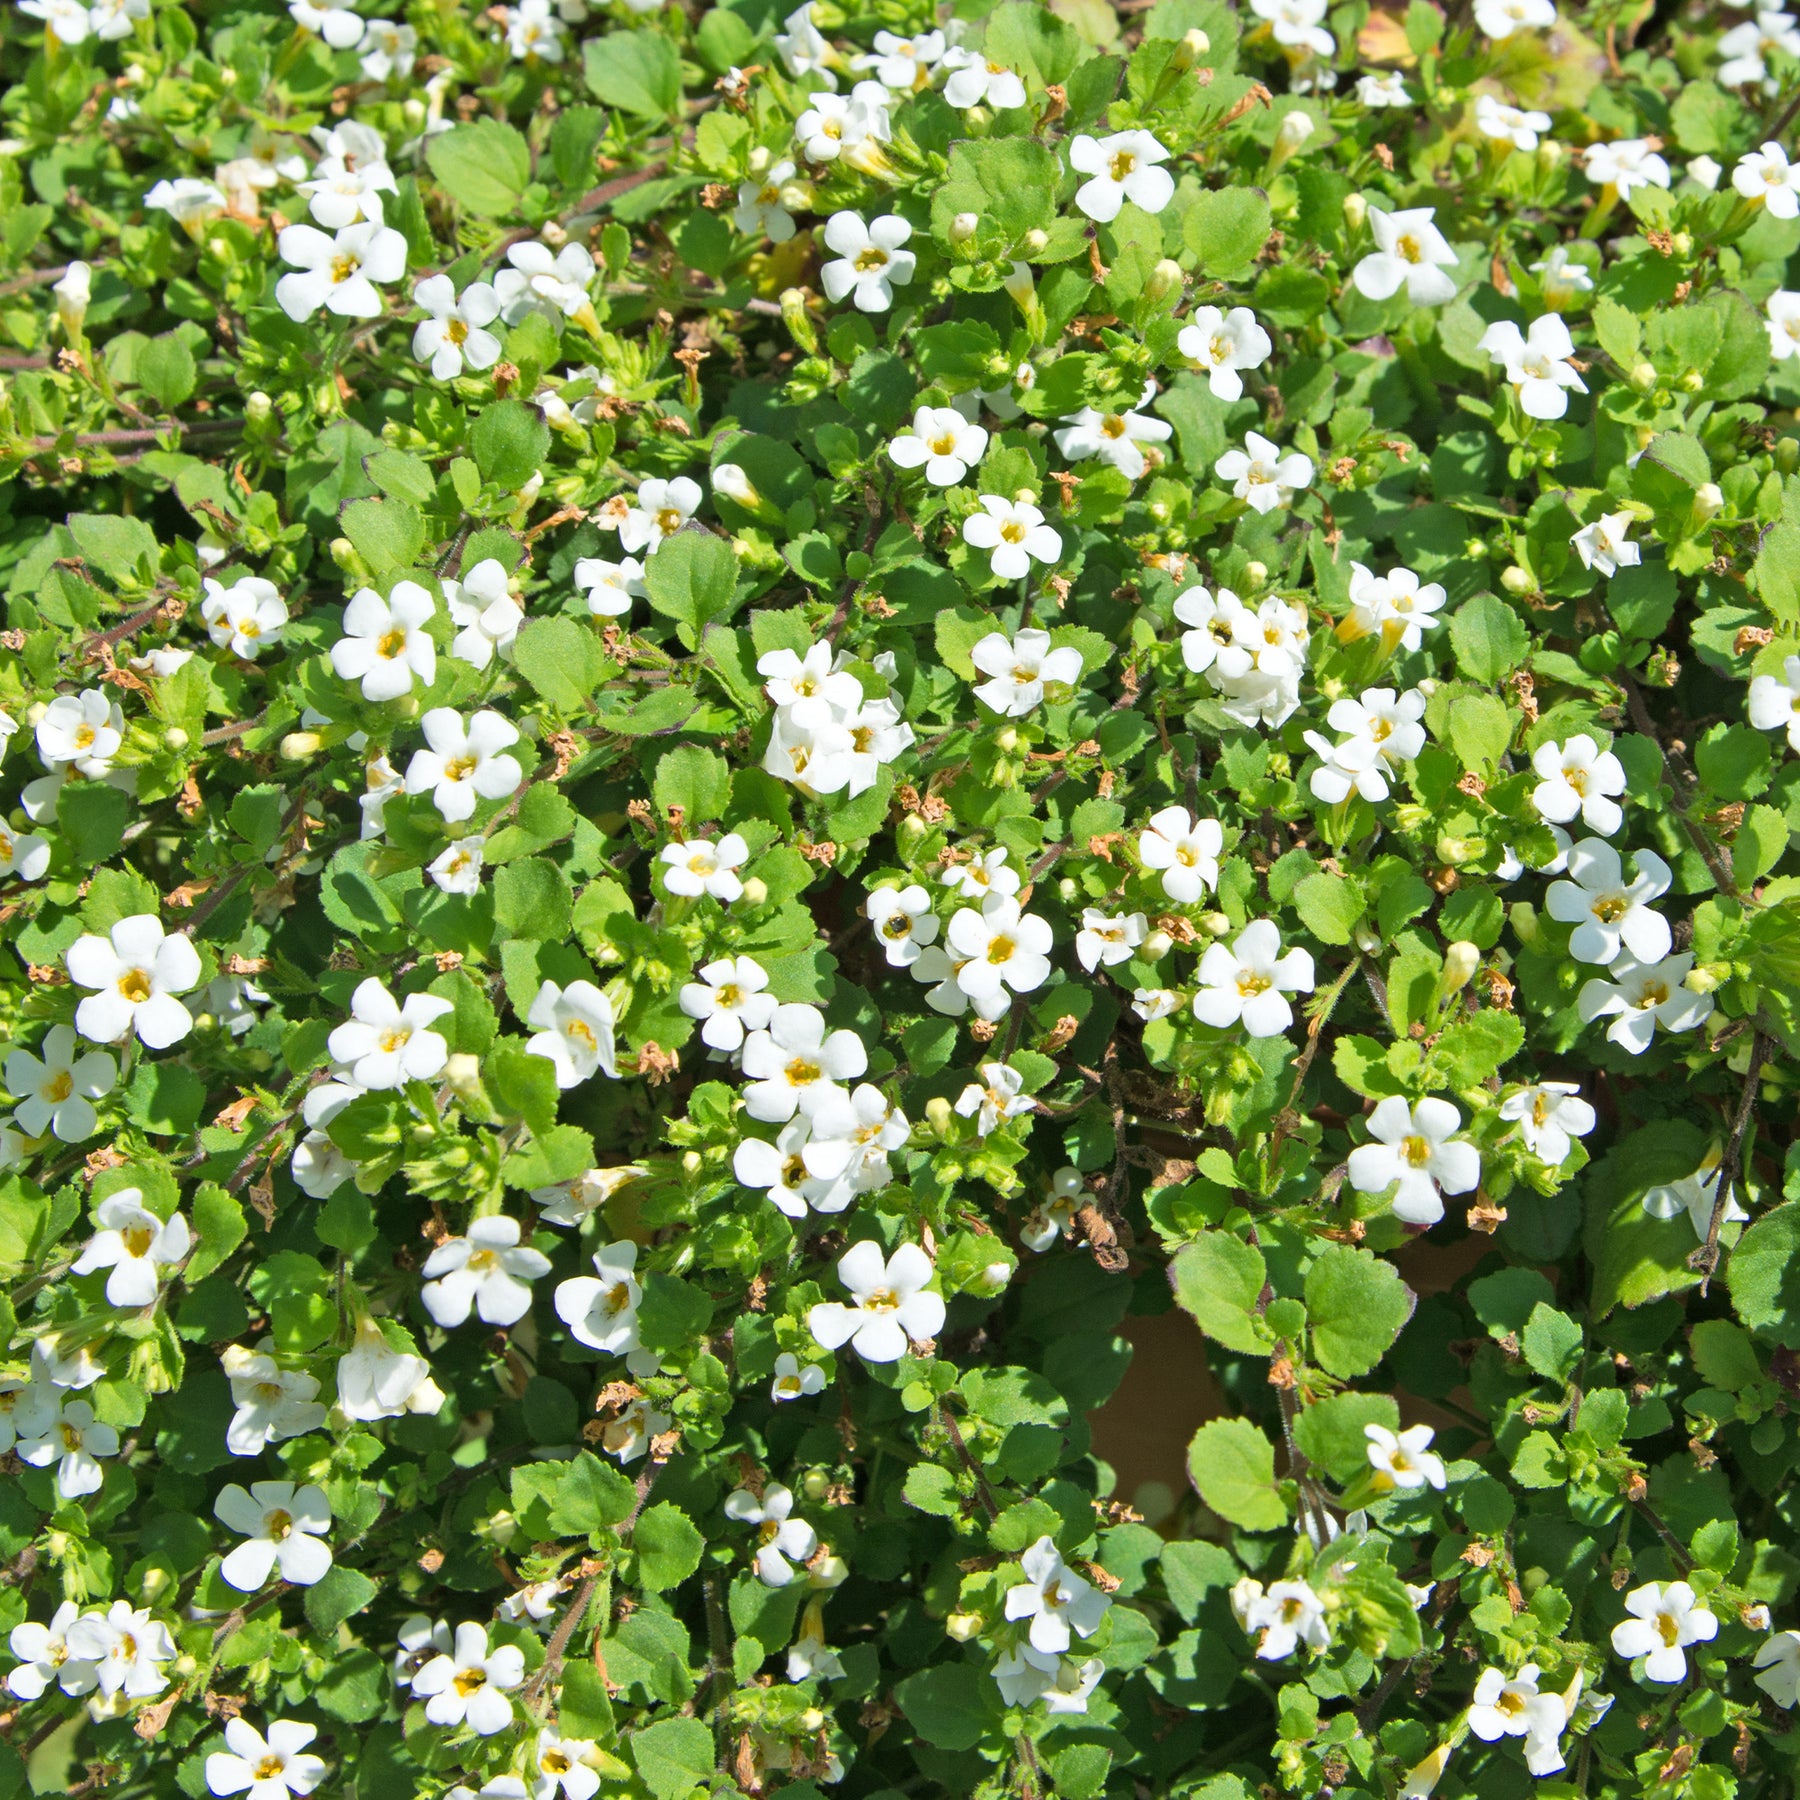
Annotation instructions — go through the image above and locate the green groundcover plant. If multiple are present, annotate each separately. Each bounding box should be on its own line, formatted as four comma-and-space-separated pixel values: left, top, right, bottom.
5, 0, 1800, 1795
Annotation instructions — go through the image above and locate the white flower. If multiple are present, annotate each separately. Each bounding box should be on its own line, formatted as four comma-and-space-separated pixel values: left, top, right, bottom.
18, 1398, 119, 1498
741, 1004, 867, 1122
359, 752, 404, 840
942, 893, 1053, 1016
1069, 128, 1174, 222
1075, 909, 1147, 974
71, 1189, 190, 1306
532, 1164, 645, 1228
1251, 0, 1336, 55
1529, 245, 1595, 304
337, 1316, 442, 1420
1768, 290, 1800, 361
1583, 137, 1671, 198
1577, 953, 1712, 1054
771, 1353, 827, 1403
215, 1481, 333, 1591
20, 0, 97, 41
66, 914, 201, 1049
734, 1119, 842, 1218
331, 580, 437, 700
530, 1728, 603, 1800
794, 87, 891, 164
601, 1397, 668, 1463
1571, 510, 1641, 577
525, 980, 618, 1087
941, 846, 1020, 901
889, 406, 989, 485
360, 18, 417, 80
1005, 1537, 1111, 1654
554, 1242, 648, 1357
404, 708, 522, 822
275, 220, 406, 322
1339, 563, 1446, 653
941, 47, 1028, 110
759, 641, 862, 721
992, 1644, 1104, 1712
955, 1061, 1036, 1136
1473, 0, 1555, 35
1192, 921, 1314, 1037
37, 689, 123, 768
1754, 1631, 1800, 1708
1498, 1081, 1596, 1164
1478, 314, 1587, 420
329, 977, 453, 1089
1474, 93, 1550, 151
1352, 206, 1459, 306
494, 241, 596, 324
1642, 1144, 1744, 1240
1546, 839, 1672, 964
1234, 1577, 1330, 1660
819, 212, 915, 312
65, 1601, 173, 1698
680, 955, 777, 1052
413, 1623, 526, 1734
221, 1347, 327, 1456
1531, 734, 1626, 836
1348, 1095, 1482, 1226
291, 0, 367, 46
1023, 1169, 1086, 1251
1138, 806, 1223, 904
205, 1718, 327, 1799
574, 555, 645, 618
1054, 387, 1173, 480
1132, 987, 1182, 1024
5, 1025, 114, 1142
1735, 141, 1800, 217
1751, 654, 1800, 749
867, 885, 940, 967
1720, 11, 1800, 88
733, 159, 800, 242
1612, 1582, 1716, 1683
412, 274, 503, 380
853, 28, 945, 88
1468, 1663, 1566, 1760
1356, 70, 1410, 106
660, 833, 749, 902
501, 1583, 563, 1629
808, 1240, 945, 1362
616, 475, 702, 556
1365, 1422, 1447, 1490
1305, 687, 1428, 804
1215, 431, 1315, 513
1177, 306, 1272, 402
774, 4, 838, 85
445, 560, 523, 670
298, 138, 397, 230
7, 1603, 98, 1701
725, 1484, 818, 1586
201, 576, 288, 659
961, 495, 1063, 580
144, 177, 227, 236
0, 1380, 59, 1460
505, 0, 566, 60
422, 1217, 552, 1328
0, 821, 49, 885
970, 628, 1084, 717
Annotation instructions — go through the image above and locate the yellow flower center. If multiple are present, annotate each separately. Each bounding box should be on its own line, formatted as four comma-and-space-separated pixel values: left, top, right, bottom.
854, 247, 889, 272
1402, 1134, 1433, 1168
785, 1056, 822, 1086
375, 627, 408, 660
1108, 151, 1137, 181
118, 968, 153, 1004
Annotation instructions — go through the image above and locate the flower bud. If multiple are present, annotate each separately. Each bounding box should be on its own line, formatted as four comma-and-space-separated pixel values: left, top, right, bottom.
681, 1150, 703, 1174
945, 1611, 983, 1641
1243, 560, 1268, 590
246, 390, 273, 422
996, 726, 1022, 754
949, 211, 979, 243
280, 730, 323, 761
1694, 482, 1723, 522
1343, 192, 1368, 231
1142, 929, 1172, 961
1779, 436, 1800, 475
1058, 876, 1079, 902
52, 260, 90, 337
1022, 228, 1049, 255
1201, 911, 1231, 937
1679, 368, 1704, 392
1183, 25, 1210, 55
802, 1468, 830, 1500
924, 1095, 956, 1139
741, 876, 768, 907
1687, 155, 1722, 191
1439, 941, 1480, 997
711, 462, 759, 508
1354, 923, 1381, 955
1003, 260, 1037, 308
779, 287, 819, 354
1501, 565, 1532, 595
1535, 140, 1562, 173
1509, 901, 1540, 947
163, 726, 189, 750
981, 1259, 1013, 1292
444, 1053, 483, 1098
1630, 360, 1657, 392
1276, 111, 1314, 153
799, 1707, 827, 1733
1685, 962, 1729, 994
1145, 258, 1185, 304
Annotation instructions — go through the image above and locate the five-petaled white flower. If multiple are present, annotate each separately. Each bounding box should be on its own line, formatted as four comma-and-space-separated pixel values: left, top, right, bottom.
36, 689, 122, 768
1577, 953, 1712, 1054
1233, 1577, 1330, 1660
1498, 1081, 1596, 1164
956, 1061, 1036, 1136
1478, 314, 1588, 420
734, 159, 801, 242
771, 1352, 828, 1403
1611, 1581, 1716, 1683
404, 707, 523, 821
554, 1241, 648, 1358
889, 405, 988, 485
331, 580, 438, 701
680, 955, 778, 1052
1532, 734, 1626, 835
1216, 432, 1316, 513
741, 1003, 867, 1121
941, 47, 1028, 110
275, 219, 408, 322
616, 476, 702, 556
5, 1024, 115, 1142
215, 1480, 334, 1591
445, 558, 523, 670
525, 980, 618, 1087
943, 893, 1055, 1015
1583, 137, 1670, 198
1352, 206, 1460, 306
6, 1602, 96, 1701
422, 1217, 552, 1328
72, 1188, 190, 1306
412, 273, 503, 379
1305, 686, 1429, 805
18, 1397, 119, 1498
1546, 839, 1672, 965
725, 1483, 818, 1586
1075, 909, 1147, 974
809, 1240, 945, 1362
970, 627, 1084, 717
1138, 807, 1223, 903
660, 833, 749, 902
819, 211, 915, 312
201, 576, 289, 659
1750, 654, 1800, 748
1474, 93, 1551, 152
1365, 1422, 1447, 1490
222, 1346, 327, 1456
1054, 383, 1174, 481
1571, 510, 1641, 577
1178, 306, 1273, 402
1005, 1537, 1112, 1654
867, 884, 941, 967
1339, 563, 1446, 653
1192, 921, 1314, 1037
1348, 1096, 1482, 1226
495, 241, 597, 324
330, 977, 453, 1089
412, 1622, 526, 1734
66, 914, 202, 1049
1473, 0, 1556, 33
574, 555, 646, 617
1468, 1663, 1567, 1771
962, 495, 1063, 579
1069, 130, 1174, 222
205, 1717, 328, 1800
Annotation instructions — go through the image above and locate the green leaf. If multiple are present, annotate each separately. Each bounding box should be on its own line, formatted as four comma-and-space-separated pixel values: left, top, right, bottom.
1292, 1391, 1399, 1481
1448, 592, 1527, 684
1520, 1302, 1583, 1382
1293, 871, 1365, 946
55, 780, 130, 865
1695, 722, 1772, 802
303, 1565, 379, 1634
124, 1061, 206, 1138
584, 30, 682, 119
637, 1272, 712, 1353
340, 497, 426, 578
932, 137, 1060, 245
426, 119, 532, 217
1727, 1201, 1800, 1346
644, 532, 741, 651
185, 1183, 247, 1285
1448, 692, 1513, 773
1184, 188, 1272, 281
1169, 1233, 1270, 1354
471, 399, 551, 491
136, 333, 197, 409
1426, 1009, 1524, 1088
629, 1716, 715, 1800
1304, 1246, 1413, 1377
493, 857, 573, 942
1735, 803, 1788, 889
1187, 1418, 1286, 1531
634, 1502, 705, 1590
548, 1452, 638, 1535
895, 1660, 1005, 1750
514, 615, 610, 713
982, 0, 1092, 85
